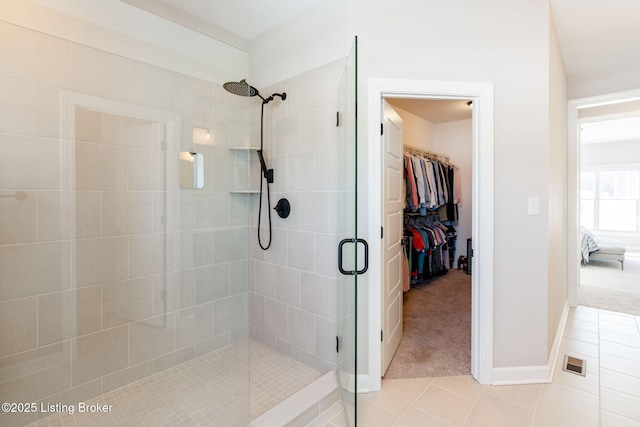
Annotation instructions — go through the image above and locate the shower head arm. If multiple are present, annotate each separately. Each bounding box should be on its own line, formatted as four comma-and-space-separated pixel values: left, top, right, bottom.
262, 92, 287, 105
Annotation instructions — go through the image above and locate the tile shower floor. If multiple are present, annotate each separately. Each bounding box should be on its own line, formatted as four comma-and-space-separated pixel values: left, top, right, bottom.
27, 340, 321, 427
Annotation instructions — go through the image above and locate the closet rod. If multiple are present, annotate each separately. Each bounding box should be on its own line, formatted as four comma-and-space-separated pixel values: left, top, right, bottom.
403, 146, 450, 164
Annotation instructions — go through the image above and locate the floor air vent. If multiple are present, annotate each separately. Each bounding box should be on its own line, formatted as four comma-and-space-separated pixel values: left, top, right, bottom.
562, 355, 586, 376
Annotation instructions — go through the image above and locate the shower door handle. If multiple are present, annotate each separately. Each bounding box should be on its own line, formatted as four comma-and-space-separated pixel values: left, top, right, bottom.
338, 238, 369, 275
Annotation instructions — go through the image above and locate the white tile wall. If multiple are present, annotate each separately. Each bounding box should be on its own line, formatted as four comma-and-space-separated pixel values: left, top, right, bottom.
0, 241, 71, 300
0, 20, 253, 427
39, 286, 102, 345
0, 19, 348, 426
0, 298, 37, 357
249, 60, 346, 374
0, 134, 63, 189
0, 190, 36, 244
0, 77, 37, 135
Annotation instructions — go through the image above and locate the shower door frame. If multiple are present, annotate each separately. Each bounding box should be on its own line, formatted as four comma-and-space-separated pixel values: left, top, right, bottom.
336, 36, 360, 426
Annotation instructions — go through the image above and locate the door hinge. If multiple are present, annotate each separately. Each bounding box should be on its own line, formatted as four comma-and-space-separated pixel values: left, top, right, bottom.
381, 226, 384, 239
380, 123, 384, 135
336, 336, 340, 353
381, 330, 384, 342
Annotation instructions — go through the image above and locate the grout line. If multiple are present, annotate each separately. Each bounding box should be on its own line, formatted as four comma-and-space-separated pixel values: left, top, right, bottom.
528, 380, 546, 427
388, 380, 433, 426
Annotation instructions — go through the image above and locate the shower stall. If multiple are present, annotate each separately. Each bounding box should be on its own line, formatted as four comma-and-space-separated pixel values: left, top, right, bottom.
0, 4, 359, 427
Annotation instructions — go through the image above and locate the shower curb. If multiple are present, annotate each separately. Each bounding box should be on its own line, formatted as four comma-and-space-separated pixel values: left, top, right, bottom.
250, 371, 338, 427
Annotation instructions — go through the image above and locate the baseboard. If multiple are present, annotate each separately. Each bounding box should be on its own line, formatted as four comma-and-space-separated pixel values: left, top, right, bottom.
357, 374, 370, 393
548, 301, 570, 380
337, 372, 371, 394
492, 365, 552, 385
492, 301, 569, 385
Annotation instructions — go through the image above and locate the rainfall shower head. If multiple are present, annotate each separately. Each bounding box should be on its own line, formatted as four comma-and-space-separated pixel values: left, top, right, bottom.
223, 79, 286, 104
223, 79, 259, 98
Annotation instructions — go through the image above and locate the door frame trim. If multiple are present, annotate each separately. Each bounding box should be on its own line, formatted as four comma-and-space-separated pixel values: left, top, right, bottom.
367, 78, 495, 390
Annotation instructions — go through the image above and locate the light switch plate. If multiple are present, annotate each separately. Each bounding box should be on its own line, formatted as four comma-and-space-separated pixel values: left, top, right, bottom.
528, 196, 539, 215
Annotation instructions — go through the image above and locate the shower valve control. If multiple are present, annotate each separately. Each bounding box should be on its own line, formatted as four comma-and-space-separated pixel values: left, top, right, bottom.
274, 198, 291, 219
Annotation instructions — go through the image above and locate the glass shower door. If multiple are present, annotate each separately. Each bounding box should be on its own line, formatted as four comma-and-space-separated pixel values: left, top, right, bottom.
336, 36, 360, 426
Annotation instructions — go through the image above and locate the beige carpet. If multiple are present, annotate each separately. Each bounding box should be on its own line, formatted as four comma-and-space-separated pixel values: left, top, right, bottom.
579, 251, 640, 316
384, 269, 471, 379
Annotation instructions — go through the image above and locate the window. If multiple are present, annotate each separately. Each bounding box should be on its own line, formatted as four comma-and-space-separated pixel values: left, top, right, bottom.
580, 172, 595, 229
581, 168, 640, 233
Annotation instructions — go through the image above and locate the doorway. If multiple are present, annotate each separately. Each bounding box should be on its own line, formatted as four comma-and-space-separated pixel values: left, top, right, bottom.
567, 89, 640, 308
366, 79, 495, 391
381, 97, 473, 379
572, 97, 640, 315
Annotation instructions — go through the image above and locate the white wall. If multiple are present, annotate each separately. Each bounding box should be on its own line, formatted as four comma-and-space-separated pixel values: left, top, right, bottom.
390, 105, 435, 150
350, 0, 556, 370
569, 68, 640, 101
547, 10, 568, 353
433, 120, 473, 263
3, 0, 573, 382
249, 0, 348, 88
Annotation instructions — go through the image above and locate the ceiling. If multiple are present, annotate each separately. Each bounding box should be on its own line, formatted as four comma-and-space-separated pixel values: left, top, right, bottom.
124, 0, 640, 81
387, 99, 472, 124
550, 0, 640, 80
121, 0, 640, 122
162, 0, 325, 40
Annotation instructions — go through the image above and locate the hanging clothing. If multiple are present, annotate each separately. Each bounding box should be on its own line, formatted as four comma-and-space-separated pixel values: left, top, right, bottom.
453, 166, 462, 207
403, 153, 462, 224
405, 156, 419, 210
402, 242, 411, 292
405, 215, 454, 283
410, 156, 427, 208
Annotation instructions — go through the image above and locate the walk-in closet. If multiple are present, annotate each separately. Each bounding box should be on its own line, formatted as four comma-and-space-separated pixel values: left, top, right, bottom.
382, 98, 473, 379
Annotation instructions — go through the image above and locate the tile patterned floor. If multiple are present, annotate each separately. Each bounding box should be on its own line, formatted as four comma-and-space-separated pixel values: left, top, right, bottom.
27, 340, 321, 427
310, 306, 640, 426
23, 306, 640, 426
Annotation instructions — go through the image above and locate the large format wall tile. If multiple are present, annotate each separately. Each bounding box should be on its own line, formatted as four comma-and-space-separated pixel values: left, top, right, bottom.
0, 298, 37, 357
129, 314, 175, 365
74, 237, 128, 287
38, 286, 102, 346
0, 134, 63, 189
0, 242, 71, 301
0, 20, 253, 411
71, 326, 129, 386
175, 303, 213, 348
0, 190, 36, 244
0, 77, 36, 135
0, 341, 71, 403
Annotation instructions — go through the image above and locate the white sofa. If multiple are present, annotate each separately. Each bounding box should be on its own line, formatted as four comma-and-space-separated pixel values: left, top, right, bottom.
588, 237, 626, 270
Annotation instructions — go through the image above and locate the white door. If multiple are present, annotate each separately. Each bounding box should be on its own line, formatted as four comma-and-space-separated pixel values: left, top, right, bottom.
381, 100, 404, 376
